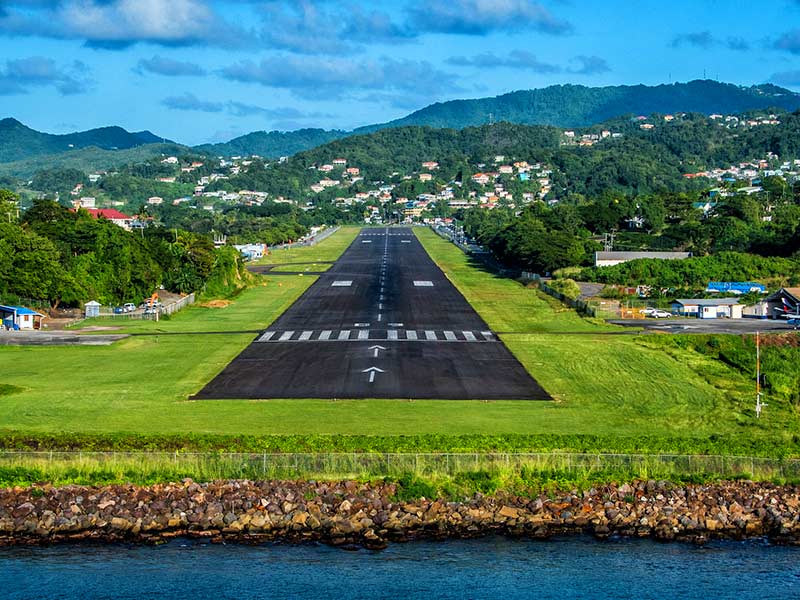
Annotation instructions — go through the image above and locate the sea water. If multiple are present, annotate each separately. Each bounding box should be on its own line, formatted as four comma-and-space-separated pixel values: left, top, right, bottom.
2, 536, 798, 599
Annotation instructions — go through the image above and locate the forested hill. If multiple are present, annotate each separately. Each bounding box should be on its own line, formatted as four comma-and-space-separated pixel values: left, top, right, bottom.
195, 128, 348, 159
213, 110, 800, 201
356, 81, 800, 132
0, 118, 171, 163
192, 81, 800, 158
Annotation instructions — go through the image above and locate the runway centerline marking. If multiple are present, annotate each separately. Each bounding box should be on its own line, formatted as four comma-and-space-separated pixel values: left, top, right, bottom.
332, 280, 352, 287
414, 281, 434, 287
363, 366, 385, 383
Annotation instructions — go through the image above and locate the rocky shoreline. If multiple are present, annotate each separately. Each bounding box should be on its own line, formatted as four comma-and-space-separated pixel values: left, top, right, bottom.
2, 479, 799, 549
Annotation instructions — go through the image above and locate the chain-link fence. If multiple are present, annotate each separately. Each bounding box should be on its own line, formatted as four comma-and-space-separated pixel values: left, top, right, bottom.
2, 451, 799, 482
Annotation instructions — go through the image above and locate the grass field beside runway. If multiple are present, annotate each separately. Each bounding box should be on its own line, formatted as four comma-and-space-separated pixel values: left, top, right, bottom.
253, 226, 360, 266
0, 226, 795, 452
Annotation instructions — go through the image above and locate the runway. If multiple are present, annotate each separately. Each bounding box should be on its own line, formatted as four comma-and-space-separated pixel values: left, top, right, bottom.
194, 228, 550, 400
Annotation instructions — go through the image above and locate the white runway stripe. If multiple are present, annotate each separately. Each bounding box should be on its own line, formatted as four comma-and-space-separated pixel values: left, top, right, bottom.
256, 329, 497, 342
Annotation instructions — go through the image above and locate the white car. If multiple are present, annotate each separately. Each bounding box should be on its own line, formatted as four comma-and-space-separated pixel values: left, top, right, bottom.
649, 309, 673, 319
639, 307, 658, 317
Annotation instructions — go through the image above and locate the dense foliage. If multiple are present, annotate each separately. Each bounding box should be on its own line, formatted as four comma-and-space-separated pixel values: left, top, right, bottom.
581, 253, 800, 289
0, 194, 252, 307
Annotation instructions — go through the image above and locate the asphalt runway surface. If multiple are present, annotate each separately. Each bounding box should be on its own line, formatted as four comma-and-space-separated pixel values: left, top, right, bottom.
195, 228, 549, 400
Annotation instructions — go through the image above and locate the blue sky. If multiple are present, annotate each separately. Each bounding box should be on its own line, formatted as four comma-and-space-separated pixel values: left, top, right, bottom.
0, 0, 799, 145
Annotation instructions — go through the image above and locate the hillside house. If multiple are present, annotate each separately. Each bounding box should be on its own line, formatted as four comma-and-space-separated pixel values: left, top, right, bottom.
81, 208, 134, 230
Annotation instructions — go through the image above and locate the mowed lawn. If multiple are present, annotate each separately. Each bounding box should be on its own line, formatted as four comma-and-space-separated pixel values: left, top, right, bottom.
0, 225, 793, 441
252, 226, 360, 266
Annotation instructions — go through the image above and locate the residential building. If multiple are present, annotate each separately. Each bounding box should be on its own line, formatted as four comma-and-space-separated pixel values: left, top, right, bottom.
672, 298, 744, 319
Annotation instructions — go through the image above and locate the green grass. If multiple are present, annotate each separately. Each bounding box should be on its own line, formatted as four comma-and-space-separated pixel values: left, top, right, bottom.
254, 226, 360, 266
0, 225, 796, 458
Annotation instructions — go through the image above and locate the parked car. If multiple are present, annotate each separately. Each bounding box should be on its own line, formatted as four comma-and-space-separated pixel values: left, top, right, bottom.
639, 307, 658, 317
649, 309, 673, 319
112, 306, 124, 314
123, 303, 136, 313
787, 318, 800, 329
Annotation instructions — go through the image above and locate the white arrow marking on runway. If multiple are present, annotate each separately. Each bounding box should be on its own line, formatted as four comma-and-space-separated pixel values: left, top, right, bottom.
369, 345, 387, 358
363, 366, 385, 383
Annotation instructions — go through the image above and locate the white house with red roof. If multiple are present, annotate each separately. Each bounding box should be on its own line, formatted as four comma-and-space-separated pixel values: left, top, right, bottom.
85, 208, 134, 230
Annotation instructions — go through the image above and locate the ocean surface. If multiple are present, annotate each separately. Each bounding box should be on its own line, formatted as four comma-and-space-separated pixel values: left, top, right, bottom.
3, 536, 799, 600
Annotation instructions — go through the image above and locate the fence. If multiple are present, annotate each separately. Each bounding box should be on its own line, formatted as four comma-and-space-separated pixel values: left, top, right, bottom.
520, 272, 597, 318
96, 293, 196, 320
2, 451, 799, 481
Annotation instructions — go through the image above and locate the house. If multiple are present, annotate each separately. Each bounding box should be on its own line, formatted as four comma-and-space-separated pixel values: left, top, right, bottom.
419, 173, 433, 182
83, 208, 134, 231
422, 161, 439, 170
594, 251, 691, 267
471, 173, 490, 185
0, 305, 46, 330
672, 298, 744, 319
147, 196, 163, 205
332, 158, 347, 166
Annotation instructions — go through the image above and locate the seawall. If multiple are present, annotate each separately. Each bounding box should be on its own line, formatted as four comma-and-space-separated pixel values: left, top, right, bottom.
2, 479, 799, 548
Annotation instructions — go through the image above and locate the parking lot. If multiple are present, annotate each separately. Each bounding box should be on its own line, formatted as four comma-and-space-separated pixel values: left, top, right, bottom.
609, 318, 799, 335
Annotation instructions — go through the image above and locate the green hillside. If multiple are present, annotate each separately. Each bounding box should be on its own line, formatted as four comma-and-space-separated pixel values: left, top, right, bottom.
193, 81, 800, 158
0, 118, 172, 163
0, 143, 189, 178
359, 81, 800, 131
195, 128, 347, 159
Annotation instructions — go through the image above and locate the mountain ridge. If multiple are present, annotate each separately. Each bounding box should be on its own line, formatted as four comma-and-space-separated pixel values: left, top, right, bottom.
0, 118, 173, 163
199, 81, 800, 158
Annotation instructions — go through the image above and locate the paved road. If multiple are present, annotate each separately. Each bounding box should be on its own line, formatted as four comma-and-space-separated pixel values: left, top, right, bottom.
195, 228, 549, 400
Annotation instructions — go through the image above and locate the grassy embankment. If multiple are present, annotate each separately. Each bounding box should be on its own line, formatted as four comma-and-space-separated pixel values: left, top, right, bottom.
2, 226, 800, 488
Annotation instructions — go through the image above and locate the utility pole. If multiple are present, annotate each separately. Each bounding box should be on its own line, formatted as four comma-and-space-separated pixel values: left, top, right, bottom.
755, 331, 767, 418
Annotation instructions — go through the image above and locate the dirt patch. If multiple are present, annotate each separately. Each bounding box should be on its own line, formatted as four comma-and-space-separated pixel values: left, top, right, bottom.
200, 300, 232, 308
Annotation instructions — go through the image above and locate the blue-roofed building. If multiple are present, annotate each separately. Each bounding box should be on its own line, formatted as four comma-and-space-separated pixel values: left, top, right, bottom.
706, 282, 766, 295
0, 305, 46, 330
518, 172, 530, 182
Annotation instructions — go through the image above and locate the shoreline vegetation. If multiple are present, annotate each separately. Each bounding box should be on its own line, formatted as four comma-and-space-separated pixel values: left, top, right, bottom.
2, 479, 799, 549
